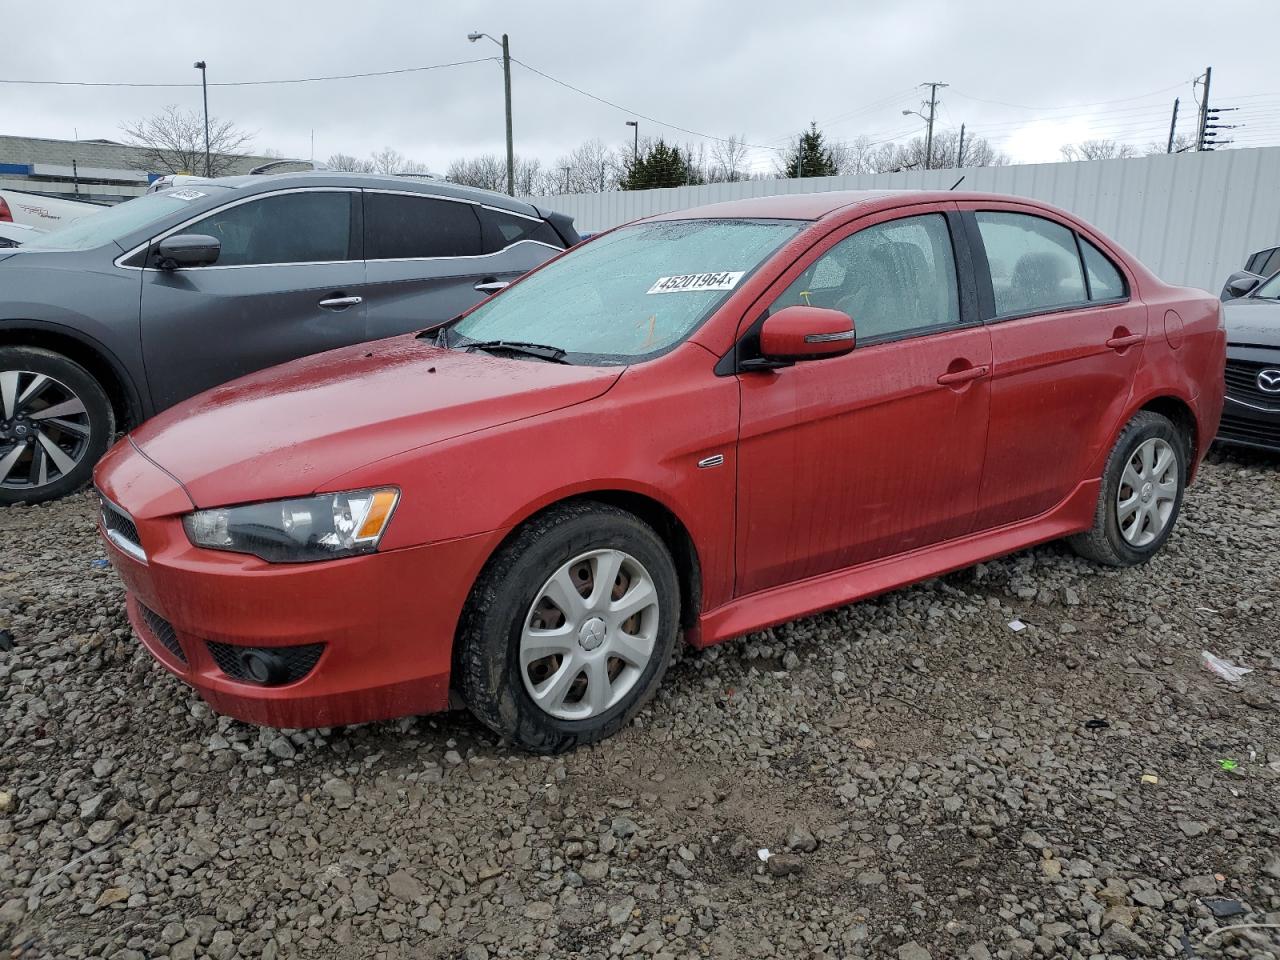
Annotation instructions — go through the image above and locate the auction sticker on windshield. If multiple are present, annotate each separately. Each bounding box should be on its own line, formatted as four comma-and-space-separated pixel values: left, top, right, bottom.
167, 189, 208, 201
647, 271, 745, 294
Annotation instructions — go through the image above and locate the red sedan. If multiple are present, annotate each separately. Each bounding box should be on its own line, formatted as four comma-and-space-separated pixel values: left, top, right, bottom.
95, 191, 1225, 752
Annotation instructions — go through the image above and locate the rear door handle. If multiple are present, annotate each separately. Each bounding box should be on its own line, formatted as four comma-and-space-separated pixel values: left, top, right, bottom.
318, 295, 362, 310
1106, 333, 1144, 350
474, 280, 510, 294
937, 364, 990, 386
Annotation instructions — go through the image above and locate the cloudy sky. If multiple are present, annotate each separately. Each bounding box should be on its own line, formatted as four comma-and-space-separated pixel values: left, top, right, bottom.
4, 0, 1279, 175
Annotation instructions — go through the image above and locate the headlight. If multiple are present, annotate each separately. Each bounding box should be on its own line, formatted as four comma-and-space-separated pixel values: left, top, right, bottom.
183, 488, 399, 563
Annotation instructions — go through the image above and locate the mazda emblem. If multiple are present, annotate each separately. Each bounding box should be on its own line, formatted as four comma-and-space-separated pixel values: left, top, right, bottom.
1258, 369, 1280, 393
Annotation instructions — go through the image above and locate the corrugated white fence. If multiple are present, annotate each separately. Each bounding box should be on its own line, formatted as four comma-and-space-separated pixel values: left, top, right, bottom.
528, 147, 1280, 295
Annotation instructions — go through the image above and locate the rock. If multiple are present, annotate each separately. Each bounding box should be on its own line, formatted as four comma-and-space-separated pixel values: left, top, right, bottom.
897, 943, 932, 960
1100, 922, 1149, 955
766, 853, 804, 877
608, 896, 636, 925
0, 899, 26, 924
161, 921, 187, 944
1132, 888, 1165, 909
386, 870, 423, 903
1262, 855, 1280, 880
857, 869, 886, 886
267, 737, 296, 760
95, 887, 129, 907
463, 947, 488, 960
350, 878, 379, 914
782, 651, 800, 671
322, 778, 354, 809
580, 859, 609, 882
786, 823, 817, 853
86, 819, 119, 844
611, 816, 638, 838
523, 901, 553, 920
1178, 819, 1209, 838
1181, 874, 1219, 896
205, 930, 235, 960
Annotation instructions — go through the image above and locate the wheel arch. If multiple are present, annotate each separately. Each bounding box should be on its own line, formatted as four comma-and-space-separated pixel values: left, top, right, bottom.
1135, 393, 1198, 480
0, 321, 145, 430
482, 487, 704, 632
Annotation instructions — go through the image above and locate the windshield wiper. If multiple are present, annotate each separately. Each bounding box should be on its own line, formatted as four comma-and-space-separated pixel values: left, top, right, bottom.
464, 340, 569, 363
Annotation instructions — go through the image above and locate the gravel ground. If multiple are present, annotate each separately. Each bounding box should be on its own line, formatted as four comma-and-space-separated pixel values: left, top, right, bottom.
2, 449, 1278, 960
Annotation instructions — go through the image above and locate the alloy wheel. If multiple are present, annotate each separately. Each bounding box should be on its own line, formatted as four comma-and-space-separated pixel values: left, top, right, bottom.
0, 369, 92, 490
1116, 437, 1179, 547
520, 549, 660, 721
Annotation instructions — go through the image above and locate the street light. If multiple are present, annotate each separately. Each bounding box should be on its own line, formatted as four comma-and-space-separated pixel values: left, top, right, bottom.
193, 60, 210, 178
468, 31, 514, 196
625, 120, 639, 163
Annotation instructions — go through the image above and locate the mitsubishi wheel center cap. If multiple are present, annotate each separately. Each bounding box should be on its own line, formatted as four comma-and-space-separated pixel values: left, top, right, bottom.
578, 617, 607, 652
1140, 481, 1154, 503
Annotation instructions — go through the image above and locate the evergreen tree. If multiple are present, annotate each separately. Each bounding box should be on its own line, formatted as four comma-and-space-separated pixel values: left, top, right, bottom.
620, 138, 704, 190
780, 122, 840, 178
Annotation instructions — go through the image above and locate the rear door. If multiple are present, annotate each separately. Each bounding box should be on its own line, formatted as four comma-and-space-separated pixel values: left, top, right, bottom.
361, 191, 564, 340
139, 188, 365, 411
961, 204, 1148, 528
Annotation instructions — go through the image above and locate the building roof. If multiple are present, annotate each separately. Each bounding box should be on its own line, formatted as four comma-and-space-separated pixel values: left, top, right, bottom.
650, 189, 1040, 222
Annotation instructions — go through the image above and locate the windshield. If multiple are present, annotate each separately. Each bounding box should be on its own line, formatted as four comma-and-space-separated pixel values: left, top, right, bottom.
1254, 272, 1280, 299
20, 191, 216, 252
449, 219, 802, 363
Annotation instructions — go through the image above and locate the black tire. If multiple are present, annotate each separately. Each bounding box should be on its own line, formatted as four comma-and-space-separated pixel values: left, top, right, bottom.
1068, 410, 1187, 567
0, 346, 114, 506
457, 501, 680, 753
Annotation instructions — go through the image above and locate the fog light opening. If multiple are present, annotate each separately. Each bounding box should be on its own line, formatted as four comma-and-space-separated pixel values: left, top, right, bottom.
240, 649, 289, 686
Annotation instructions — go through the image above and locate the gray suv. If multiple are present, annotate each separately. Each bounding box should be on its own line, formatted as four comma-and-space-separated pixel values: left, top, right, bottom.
0, 173, 577, 504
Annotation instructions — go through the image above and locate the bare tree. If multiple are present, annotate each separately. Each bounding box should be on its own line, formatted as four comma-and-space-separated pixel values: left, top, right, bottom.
1060, 139, 1138, 161
446, 154, 507, 191
709, 135, 750, 182
326, 153, 376, 173
120, 105, 254, 176
371, 147, 412, 175
1144, 134, 1196, 155
549, 139, 622, 193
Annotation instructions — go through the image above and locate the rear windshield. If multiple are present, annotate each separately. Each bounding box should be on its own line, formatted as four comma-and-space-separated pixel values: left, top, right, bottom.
20, 191, 219, 252
449, 219, 801, 363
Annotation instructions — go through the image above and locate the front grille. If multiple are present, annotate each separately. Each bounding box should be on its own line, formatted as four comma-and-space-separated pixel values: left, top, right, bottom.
98, 492, 145, 562
1218, 410, 1280, 450
206, 641, 325, 685
138, 603, 186, 663
1224, 359, 1280, 411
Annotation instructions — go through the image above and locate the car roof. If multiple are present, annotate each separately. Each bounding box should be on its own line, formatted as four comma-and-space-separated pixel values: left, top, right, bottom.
211, 171, 542, 218
648, 189, 1046, 222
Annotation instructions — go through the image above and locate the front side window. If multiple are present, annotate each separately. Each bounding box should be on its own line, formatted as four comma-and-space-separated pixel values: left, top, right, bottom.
22, 190, 221, 252
365, 194, 482, 259
185, 191, 353, 267
449, 219, 801, 363
771, 213, 960, 342
977, 212, 1087, 316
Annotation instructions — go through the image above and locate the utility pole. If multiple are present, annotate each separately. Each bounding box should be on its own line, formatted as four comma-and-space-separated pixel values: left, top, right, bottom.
1196, 67, 1212, 152
467, 32, 515, 195
903, 82, 947, 169
1166, 98, 1179, 153
957, 123, 966, 168
626, 120, 639, 164
193, 60, 210, 177
561, 165, 571, 194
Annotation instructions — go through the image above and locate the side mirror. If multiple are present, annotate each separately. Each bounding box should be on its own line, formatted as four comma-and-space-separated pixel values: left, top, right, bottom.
1222, 270, 1262, 301
156, 234, 221, 269
757, 305, 856, 364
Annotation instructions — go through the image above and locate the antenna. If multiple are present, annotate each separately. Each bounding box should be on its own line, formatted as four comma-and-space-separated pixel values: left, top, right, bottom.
949, 176, 965, 191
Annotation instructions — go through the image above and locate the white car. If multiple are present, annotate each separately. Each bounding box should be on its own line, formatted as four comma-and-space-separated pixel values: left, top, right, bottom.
0, 189, 105, 228
0, 221, 43, 247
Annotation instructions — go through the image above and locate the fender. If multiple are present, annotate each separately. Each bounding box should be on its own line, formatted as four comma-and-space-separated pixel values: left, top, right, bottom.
0, 317, 147, 425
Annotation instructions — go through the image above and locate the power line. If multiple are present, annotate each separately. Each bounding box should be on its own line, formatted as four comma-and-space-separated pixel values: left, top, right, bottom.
0, 58, 497, 88
949, 79, 1191, 112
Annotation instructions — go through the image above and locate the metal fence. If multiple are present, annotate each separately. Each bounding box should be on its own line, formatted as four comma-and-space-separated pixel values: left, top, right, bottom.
528, 147, 1280, 294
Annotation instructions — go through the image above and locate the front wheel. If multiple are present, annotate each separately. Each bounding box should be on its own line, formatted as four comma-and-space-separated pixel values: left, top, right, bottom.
0, 346, 114, 506
1068, 410, 1186, 567
457, 502, 680, 753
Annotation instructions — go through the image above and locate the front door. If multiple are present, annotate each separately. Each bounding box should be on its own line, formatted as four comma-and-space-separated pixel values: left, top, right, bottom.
735, 207, 993, 596
962, 205, 1149, 528
140, 189, 366, 411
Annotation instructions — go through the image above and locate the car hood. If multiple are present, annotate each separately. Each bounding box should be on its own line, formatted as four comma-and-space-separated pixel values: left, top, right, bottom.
131, 335, 624, 508
1224, 297, 1280, 348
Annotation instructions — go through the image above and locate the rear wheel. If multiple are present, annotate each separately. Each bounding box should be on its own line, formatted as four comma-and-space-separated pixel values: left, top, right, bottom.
0, 346, 114, 506
457, 502, 680, 753
1068, 411, 1186, 567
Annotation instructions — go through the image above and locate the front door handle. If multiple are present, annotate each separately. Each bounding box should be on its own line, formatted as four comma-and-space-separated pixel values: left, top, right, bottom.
1105, 333, 1144, 350
318, 295, 362, 310
474, 280, 510, 294
937, 364, 990, 386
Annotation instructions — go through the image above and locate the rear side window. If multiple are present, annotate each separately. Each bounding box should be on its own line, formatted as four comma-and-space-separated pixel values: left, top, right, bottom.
478, 208, 564, 253
1080, 239, 1126, 301
771, 213, 960, 342
365, 194, 482, 260
186, 191, 354, 267
1262, 247, 1280, 278
976, 212, 1086, 316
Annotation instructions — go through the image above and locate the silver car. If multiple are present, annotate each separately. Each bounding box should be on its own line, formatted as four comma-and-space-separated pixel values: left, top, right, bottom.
0, 172, 578, 504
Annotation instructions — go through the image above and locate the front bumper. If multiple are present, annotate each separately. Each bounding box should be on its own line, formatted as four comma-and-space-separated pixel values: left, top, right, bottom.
96, 443, 499, 728
1218, 350, 1280, 452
